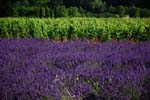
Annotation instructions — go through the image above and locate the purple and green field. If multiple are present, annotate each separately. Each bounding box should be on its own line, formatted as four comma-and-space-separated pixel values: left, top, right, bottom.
0, 17, 150, 100
0, 39, 150, 100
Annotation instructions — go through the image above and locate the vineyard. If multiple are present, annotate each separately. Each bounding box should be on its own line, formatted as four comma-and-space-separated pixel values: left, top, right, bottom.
0, 18, 150, 100
0, 18, 150, 41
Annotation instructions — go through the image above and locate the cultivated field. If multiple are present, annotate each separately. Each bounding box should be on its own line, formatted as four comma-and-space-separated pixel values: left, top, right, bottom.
0, 18, 150, 100
0, 18, 150, 41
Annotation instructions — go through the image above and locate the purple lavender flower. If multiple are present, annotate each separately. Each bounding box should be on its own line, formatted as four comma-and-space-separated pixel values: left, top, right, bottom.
0, 39, 149, 100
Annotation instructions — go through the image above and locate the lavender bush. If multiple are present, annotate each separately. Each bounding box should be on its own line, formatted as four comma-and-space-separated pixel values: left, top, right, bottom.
0, 39, 150, 100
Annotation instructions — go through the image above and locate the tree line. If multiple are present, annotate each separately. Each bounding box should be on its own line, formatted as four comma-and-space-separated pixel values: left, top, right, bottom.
0, 0, 150, 18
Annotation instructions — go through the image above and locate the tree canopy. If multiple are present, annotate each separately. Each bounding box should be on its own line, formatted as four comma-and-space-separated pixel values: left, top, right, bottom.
0, 0, 150, 17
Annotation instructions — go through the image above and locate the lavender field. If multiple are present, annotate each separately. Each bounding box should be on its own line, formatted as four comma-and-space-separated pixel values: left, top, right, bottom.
0, 39, 150, 100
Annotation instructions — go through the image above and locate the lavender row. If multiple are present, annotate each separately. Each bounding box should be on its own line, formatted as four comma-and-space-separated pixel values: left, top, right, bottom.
0, 39, 150, 100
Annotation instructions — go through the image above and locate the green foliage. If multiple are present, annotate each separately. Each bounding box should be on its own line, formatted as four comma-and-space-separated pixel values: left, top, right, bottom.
10, 8, 19, 17
0, 0, 150, 17
107, 6, 116, 14
40, 7, 46, 18
54, 6, 68, 17
129, 7, 140, 17
89, 0, 106, 13
0, 18, 150, 41
40, 96, 56, 100
117, 6, 126, 17
68, 7, 80, 17
140, 8, 150, 17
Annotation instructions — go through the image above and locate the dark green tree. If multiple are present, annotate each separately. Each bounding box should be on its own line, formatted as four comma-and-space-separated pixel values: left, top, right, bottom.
40, 7, 46, 18
54, 6, 68, 17
117, 6, 126, 17
140, 8, 150, 17
107, 6, 116, 14
68, 7, 80, 17
129, 7, 140, 17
